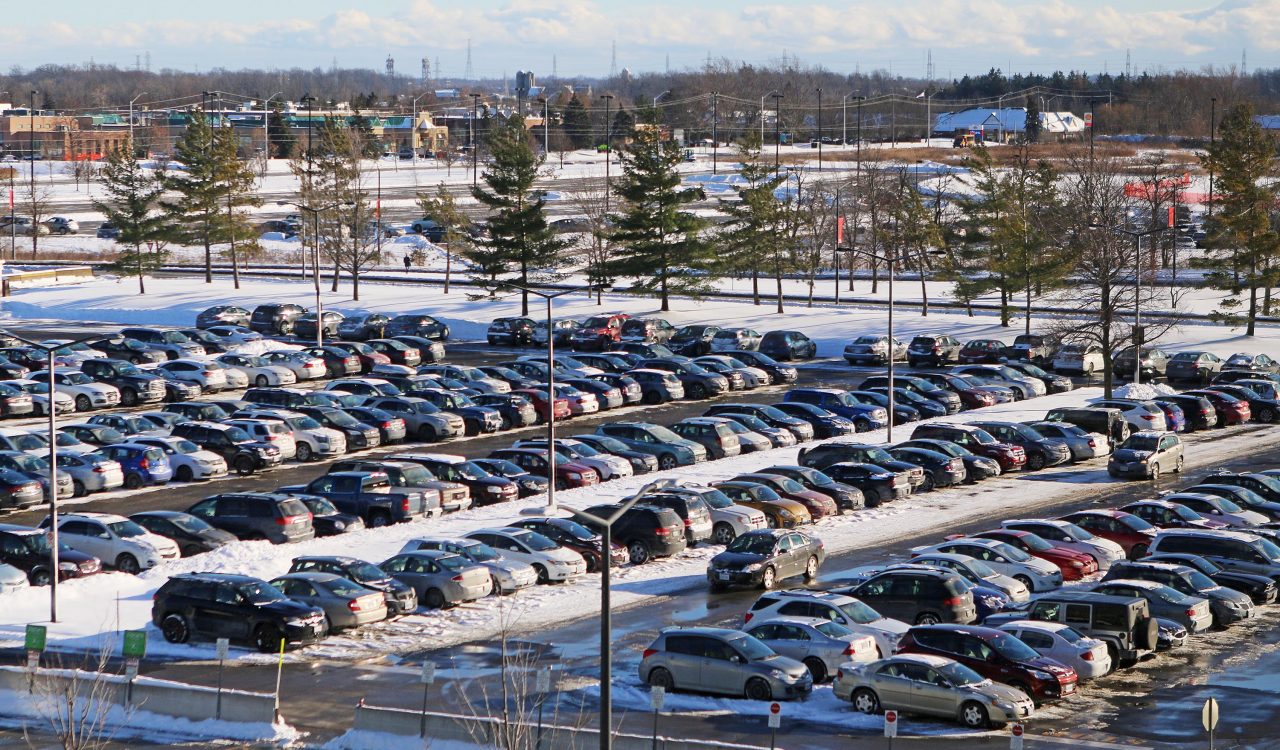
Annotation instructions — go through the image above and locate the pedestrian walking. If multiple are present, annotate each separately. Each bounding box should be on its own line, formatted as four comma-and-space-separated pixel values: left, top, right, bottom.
404, 253, 412, 273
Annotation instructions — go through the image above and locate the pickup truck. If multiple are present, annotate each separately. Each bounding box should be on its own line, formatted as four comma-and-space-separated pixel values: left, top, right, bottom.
278, 471, 436, 527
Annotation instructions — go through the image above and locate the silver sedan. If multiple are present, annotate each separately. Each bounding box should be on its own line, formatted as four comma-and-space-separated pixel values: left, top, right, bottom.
380, 550, 492, 608
270, 572, 388, 631
744, 616, 877, 683
1028, 421, 1111, 461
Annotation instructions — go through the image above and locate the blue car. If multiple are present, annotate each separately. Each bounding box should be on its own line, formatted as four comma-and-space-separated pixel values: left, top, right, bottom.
95, 442, 172, 489
1155, 400, 1187, 433
782, 388, 889, 432
865, 386, 948, 418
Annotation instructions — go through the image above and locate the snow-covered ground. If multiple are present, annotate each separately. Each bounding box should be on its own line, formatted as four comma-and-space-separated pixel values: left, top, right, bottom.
0, 386, 1267, 667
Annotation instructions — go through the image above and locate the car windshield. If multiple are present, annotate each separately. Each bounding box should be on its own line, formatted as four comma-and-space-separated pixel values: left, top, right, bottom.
446, 461, 486, 480
991, 632, 1041, 661
161, 331, 189, 344
813, 620, 855, 638
1141, 584, 1185, 603
731, 635, 775, 662
1017, 534, 1053, 552
937, 662, 986, 686
241, 581, 287, 604
995, 542, 1032, 562
107, 520, 148, 538
554, 520, 596, 540
325, 579, 366, 598
697, 488, 734, 510
775, 477, 807, 493
838, 599, 883, 624
464, 541, 501, 562
1118, 514, 1156, 532
324, 411, 360, 428
1058, 523, 1092, 541
518, 530, 558, 552
303, 497, 340, 515
854, 335, 883, 344
399, 466, 436, 485
1164, 504, 1204, 521
865, 448, 896, 464
167, 514, 213, 533
851, 391, 889, 407
1122, 436, 1160, 452
225, 427, 252, 442
726, 534, 778, 555
343, 562, 388, 583
61, 372, 93, 385
479, 459, 524, 477
963, 558, 997, 578
435, 554, 469, 572
643, 425, 683, 443
1020, 363, 1051, 378
54, 432, 82, 447
1213, 496, 1244, 513
1184, 569, 1218, 590
9, 433, 46, 451
8, 454, 45, 471
1256, 537, 1280, 562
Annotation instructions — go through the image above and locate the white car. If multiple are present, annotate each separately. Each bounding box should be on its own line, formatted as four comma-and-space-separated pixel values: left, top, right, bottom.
0, 427, 50, 456
465, 527, 587, 583
234, 408, 346, 461
996, 621, 1112, 680
203, 325, 264, 345
225, 418, 298, 460
40, 340, 105, 364
51, 430, 95, 454
913, 537, 1064, 592
400, 537, 538, 595
552, 384, 599, 415
261, 350, 327, 380
131, 436, 229, 482
28, 370, 121, 411
513, 438, 633, 481
419, 365, 512, 394
324, 378, 402, 398
1053, 343, 1105, 375
667, 484, 767, 545
1091, 398, 1169, 433
10, 379, 75, 415
215, 353, 298, 387
56, 450, 124, 496
152, 359, 229, 392
45, 511, 179, 574
1000, 518, 1126, 570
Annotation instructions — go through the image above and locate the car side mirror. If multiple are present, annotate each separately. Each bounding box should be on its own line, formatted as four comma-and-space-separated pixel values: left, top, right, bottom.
730, 655, 743, 664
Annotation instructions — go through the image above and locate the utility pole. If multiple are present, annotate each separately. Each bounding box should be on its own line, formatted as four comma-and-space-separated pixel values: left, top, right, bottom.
771, 92, 783, 173
1208, 97, 1216, 218
711, 92, 719, 175
301, 94, 316, 278
27, 90, 36, 258
601, 94, 614, 216
816, 88, 823, 171
471, 93, 481, 189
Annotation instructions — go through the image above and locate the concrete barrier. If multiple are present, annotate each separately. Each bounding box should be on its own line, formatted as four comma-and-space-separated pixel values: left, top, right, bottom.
3, 265, 95, 294
349, 704, 782, 750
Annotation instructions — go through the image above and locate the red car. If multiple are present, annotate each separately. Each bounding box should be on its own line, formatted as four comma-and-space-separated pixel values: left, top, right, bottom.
969, 529, 1099, 580
733, 473, 839, 519
1187, 389, 1252, 425
327, 341, 392, 373
1058, 509, 1159, 560
488, 447, 599, 490
570, 313, 630, 351
512, 388, 571, 422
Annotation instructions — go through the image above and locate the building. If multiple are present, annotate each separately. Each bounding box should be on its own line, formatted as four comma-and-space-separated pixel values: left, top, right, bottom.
932, 107, 1086, 142
0, 112, 130, 160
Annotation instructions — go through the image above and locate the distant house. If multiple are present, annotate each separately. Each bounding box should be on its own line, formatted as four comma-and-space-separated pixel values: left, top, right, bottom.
932, 107, 1085, 142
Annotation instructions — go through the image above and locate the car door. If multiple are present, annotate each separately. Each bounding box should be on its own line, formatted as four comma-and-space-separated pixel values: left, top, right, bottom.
214, 496, 251, 537
78, 519, 116, 562
660, 635, 708, 690
57, 520, 98, 560
204, 583, 251, 640
1017, 628, 1058, 661
871, 662, 914, 708
853, 575, 900, 620
698, 637, 746, 696
913, 663, 961, 715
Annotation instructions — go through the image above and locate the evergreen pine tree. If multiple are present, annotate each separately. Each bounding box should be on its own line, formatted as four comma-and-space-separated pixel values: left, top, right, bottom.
1024, 96, 1042, 143
563, 96, 591, 149
267, 107, 296, 158
92, 139, 166, 294
162, 109, 221, 283
720, 131, 786, 305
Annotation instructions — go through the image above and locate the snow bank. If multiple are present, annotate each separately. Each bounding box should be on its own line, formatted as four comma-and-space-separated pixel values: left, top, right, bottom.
323, 730, 479, 750
1113, 382, 1178, 399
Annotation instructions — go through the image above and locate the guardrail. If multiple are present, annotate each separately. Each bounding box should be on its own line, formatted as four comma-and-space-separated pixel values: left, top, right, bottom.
2, 266, 95, 294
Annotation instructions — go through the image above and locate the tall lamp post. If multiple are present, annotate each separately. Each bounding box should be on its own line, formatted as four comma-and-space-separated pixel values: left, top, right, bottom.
771, 92, 784, 173
128, 92, 147, 152
28, 91, 36, 254
409, 92, 431, 166
300, 94, 316, 276
261, 91, 283, 158
600, 94, 614, 215
815, 87, 823, 171
490, 281, 610, 516
0, 330, 103, 623
836, 246, 945, 440
471, 93, 482, 189
279, 200, 355, 347
1093, 220, 1166, 384
760, 91, 779, 147
537, 97, 550, 155
652, 89, 671, 121
566, 478, 675, 750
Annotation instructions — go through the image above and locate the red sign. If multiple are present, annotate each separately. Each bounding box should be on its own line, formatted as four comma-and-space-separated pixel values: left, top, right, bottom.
1084, 112, 1093, 128
1012, 723, 1024, 736
885, 710, 897, 723
769, 702, 781, 715
837, 216, 846, 245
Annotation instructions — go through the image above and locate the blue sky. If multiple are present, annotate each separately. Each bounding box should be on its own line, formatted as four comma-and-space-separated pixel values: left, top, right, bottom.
4, 0, 1273, 79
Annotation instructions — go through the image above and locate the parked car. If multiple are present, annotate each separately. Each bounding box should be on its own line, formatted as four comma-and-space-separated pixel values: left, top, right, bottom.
1185, 389, 1252, 425
1052, 343, 1105, 375
1223, 352, 1280, 373
710, 328, 763, 352
95, 442, 173, 489
1090, 579, 1213, 634
913, 537, 1063, 593
966, 421, 1070, 471
708, 529, 825, 591
745, 616, 877, 682
1000, 519, 1126, 570
996, 621, 1111, 681
759, 330, 817, 361
42, 511, 179, 573
269, 572, 388, 631
1113, 347, 1170, 381
55, 451, 124, 497
910, 422, 1027, 473
837, 567, 977, 625
399, 537, 537, 595
843, 335, 905, 365
1026, 421, 1110, 462
670, 325, 721, 356
293, 311, 345, 341
288, 556, 417, 615
129, 510, 236, 557
337, 313, 390, 341
984, 591, 1158, 668
1103, 560, 1255, 627
906, 334, 963, 368
898, 624, 1079, 704
639, 626, 812, 701
1003, 361, 1074, 394
186, 492, 315, 544
957, 339, 1009, 364
1108, 431, 1184, 480
249, 303, 307, 336
465, 527, 587, 582
1166, 351, 1224, 383
153, 572, 327, 652
0, 523, 100, 585
595, 421, 707, 470
507, 516, 629, 573
1004, 334, 1058, 367
1059, 509, 1159, 559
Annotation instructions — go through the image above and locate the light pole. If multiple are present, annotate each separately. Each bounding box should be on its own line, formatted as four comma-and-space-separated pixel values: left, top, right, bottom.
816, 87, 823, 171
711, 91, 719, 175
28, 91, 36, 255
652, 90, 670, 126
924, 89, 938, 146
1094, 220, 1166, 383
0, 330, 102, 623
565, 478, 675, 750
300, 94, 316, 277
497, 281, 611, 516
1208, 97, 1217, 218
771, 92, 784, 173
410, 92, 430, 165
471, 93, 481, 189
128, 92, 147, 152
836, 246, 945, 439
760, 91, 779, 147
279, 200, 355, 347
261, 91, 283, 158
601, 94, 614, 216
537, 97, 550, 155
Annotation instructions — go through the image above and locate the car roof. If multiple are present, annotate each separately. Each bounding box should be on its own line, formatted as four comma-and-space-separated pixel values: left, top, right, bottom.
887, 653, 954, 668
275, 571, 344, 583
748, 616, 831, 630
997, 620, 1074, 634
60, 511, 128, 523
1097, 578, 1166, 591
657, 626, 745, 638
1113, 560, 1191, 574
1156, 528, 1262, 543
294, 555, 363, 565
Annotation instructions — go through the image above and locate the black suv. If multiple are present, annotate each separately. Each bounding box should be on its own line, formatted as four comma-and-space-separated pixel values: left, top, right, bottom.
250, 303, 307, 335
579, 503, 688, 565
1103, 560, 1256, 627
79, 358, 167, 407
170, 421, 283, 474
637, 493, 715, 547
0, 523, 101, 585
289, 555, 418, 615
488, 317, 536, 346
758, 330, 818, 361
153, 572, 328, 652
907, 334, 963, 368
834, 567, 977, 625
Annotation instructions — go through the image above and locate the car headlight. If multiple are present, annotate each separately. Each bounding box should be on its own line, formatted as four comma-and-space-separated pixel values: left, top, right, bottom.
777, 509, 794, 519
285, 618, 309, 627
58, 562, 77, 572
744, 562, 763, 572
316, 435, 330, 444
333, 521, 346, 531
995, 701, 1017, 712
551, 559, 570, 567
1028, 669, 1053, 681
768, 669, 789, 680
567, 472, 582, 480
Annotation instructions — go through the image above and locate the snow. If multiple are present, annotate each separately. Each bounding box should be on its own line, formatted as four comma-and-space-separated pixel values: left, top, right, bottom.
323, 730, 481, 750
1113, 382, 1178, 399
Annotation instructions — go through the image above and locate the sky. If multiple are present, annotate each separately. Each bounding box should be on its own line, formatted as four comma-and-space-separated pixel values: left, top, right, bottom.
3, 0, 1277, 80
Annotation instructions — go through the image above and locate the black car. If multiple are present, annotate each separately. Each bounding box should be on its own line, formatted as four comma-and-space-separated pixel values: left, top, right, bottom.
290, 555, 417, 614
886, 446, 967, 491
389, 453, 520, 505
818, 462, 908, 506
570, 433, 661, 475
670, 325, 721, 356
78, 358, 167, 407
771, 402, 858, 439
153, 572, 328, 652
304, 345, 364, 378
295, 405, 382, 450
196, 305, 252, 329
797, 443, 920, 488
906, 334, 963, 368
471, 458, 550, 497
758, 330, 817, 361
579, 503, 688, 565
968, 420, 1071, 470
472, 393, 539, 429
859, 375, 962, 414
1147, 553, 1279, 605
507, 517, 628, 572
187, 492, 315, 544
129, 510, 237, 557
896, 438, 1001, 482
385, 314, 449, 340
345, 405, 408, 444
724, 350, 798, 384
1003, 361, 1074, 394
703, 403, 815, 442
290, 493, 366, 536
1186, 483, 1280, 522
0, 522, 101, 585
847, 390, 920, 425
759, 464, 865, 511
0, 348, 44, 374
337, 313, 391, 341
477, 365, 539, 390
178, 328, 235, 354
488, 317, 537, 346
390, 335, 446, 364
169, 421, 283, 474
1201, 473, 1280, 504
707, 529, 825, 591
86, 337, 167, 365
294, 311, 345, 341
865, 386, 948, 419
249, 303, 307, 336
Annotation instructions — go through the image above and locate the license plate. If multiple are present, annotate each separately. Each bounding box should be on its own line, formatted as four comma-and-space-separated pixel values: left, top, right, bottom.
717, 571, 731, 581
1063, 683, 1075, 694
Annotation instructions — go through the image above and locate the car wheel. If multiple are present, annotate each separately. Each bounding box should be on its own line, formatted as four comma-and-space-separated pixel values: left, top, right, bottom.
760, 566, 777, 590
628, 541, 651, 565
424, 588, 447, 609
804, 556, 819, 582
803, 657, 828, 683
124, 473, 144, 490
1130, 543, 1149, 560
121, 388, 138, 407
687, 383, 707, 399
115, 554, 140, 575
920, 473, 936, 492
658, 454, 678, 471
490, 575, 505, 596
853, 419, 870, 433
852, 688, 880, 714
233, 455, 256, 475
369, 512, 391, 528
296, 443, 313, 462
1149, 463, 1160, 481
960, 700, 990, 729
908, 359, 920, 369
764, 514, 779, 529
278, 322, 294, 336
744, 677, 773, 702
254, 624, 284, 653
1014, 574, 1035, 591
71, 479, 86, 498
417, 425, 439, 442
1026, 453, 1046, 471
712, 523, 736, 545
642, 391, 661, 405
255, 375, 269, 387
464, 419, 480, 437
174, 466, 194, 483
1174, 455, 1185, 473
647, 667, 675, 691
74, 395, 91, 412
914, 611, 942, 625
30, 569, 51, 587
161, 614, 190, 644
534, 564, 549, 583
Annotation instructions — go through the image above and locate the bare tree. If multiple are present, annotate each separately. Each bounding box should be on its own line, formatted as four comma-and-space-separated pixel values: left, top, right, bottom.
568, 180, 616, 304
20, 168, 53, 259
27, 643, 127, 750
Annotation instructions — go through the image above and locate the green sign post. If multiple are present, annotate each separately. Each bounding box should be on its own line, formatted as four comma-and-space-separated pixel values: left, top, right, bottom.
24, 624, 46, 653
122, 630, 147, 659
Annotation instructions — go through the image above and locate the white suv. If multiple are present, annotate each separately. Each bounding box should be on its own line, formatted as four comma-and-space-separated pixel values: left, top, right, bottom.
513, 438, 633, 481
29, 370, 121, 411
234, 408, 346, 461
225, 418, 298, 460
743, 589, 909, 658
44, 511, 179, 574
667, 484, 767, 545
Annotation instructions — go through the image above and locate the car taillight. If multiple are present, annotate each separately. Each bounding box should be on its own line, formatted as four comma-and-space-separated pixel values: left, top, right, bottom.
1186, 607, 1199, 617
452, 574, 465, 582
265, 435, 279, 441
92, 465, 108, 473
890, 476, 899, 487
348, 599, 364, 612
1087, 439, 1097, 447
943, 596, 965, 607
643, 648, 658, 659
203, 371, 215, 376
139, 458, 149, 469
683, 518, 693, 526
1141, 414, 1156, 421
401, 497, 411, 512
382, 421, 394, 428
655, 526, 670, 535
742, 613, 753, 624
1080, 650, 1094, 661
276, 515, 298, 526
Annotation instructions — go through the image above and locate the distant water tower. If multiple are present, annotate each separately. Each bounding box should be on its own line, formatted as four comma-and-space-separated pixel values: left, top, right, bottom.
386, 54, 395, 79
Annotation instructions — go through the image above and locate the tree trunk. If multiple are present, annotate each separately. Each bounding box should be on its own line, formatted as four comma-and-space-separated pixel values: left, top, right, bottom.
136, 244, 145, 295
1248, 283, 1258, 337
352, 266, 360, 301
752, 269, 760, 305
331, 253, 339, 293
444, 245, 451, 294
919, 262, 929, 317
203, 219, 212, 283
775, 256, 784, 314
